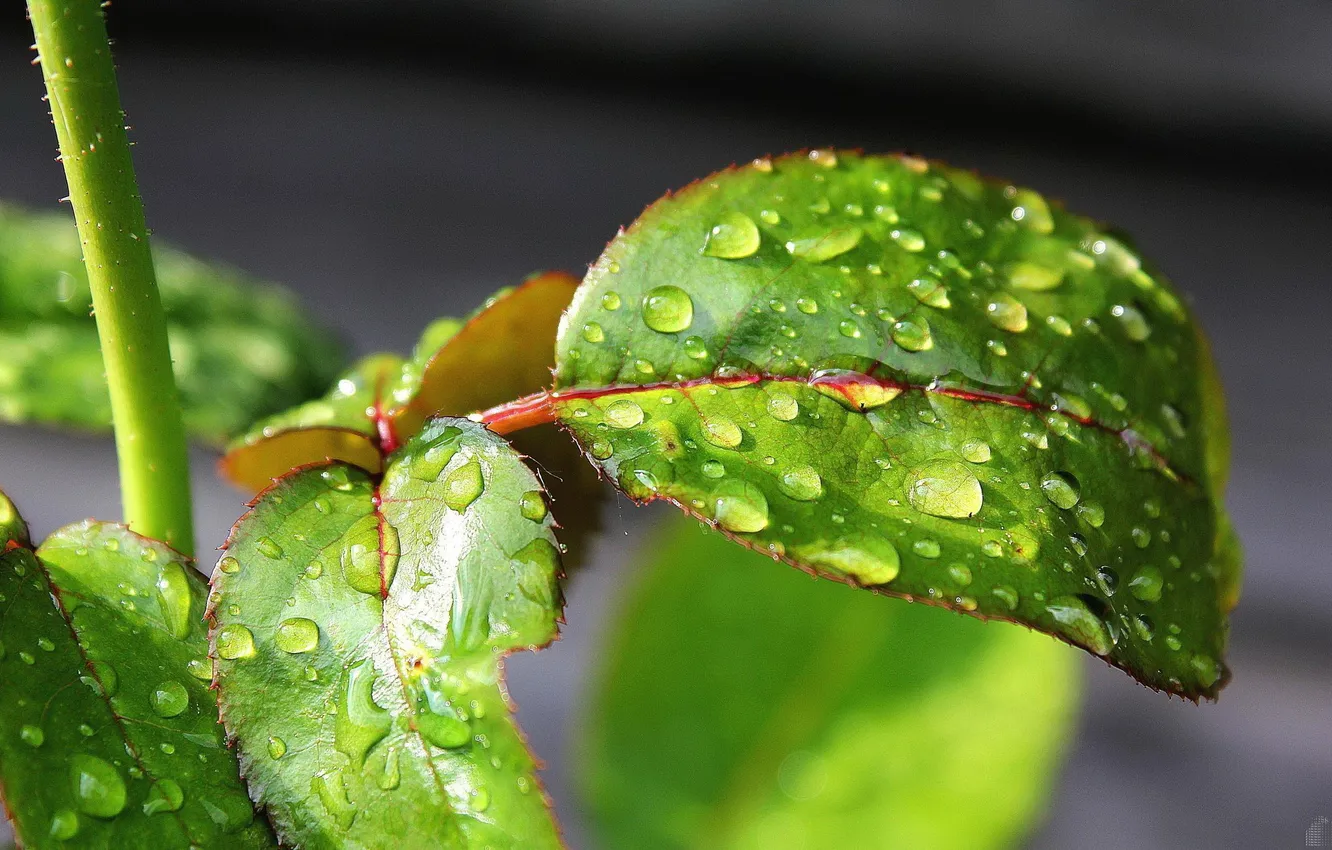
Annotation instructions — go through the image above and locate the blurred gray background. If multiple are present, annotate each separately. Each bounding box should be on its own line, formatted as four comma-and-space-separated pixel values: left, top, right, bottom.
2, 2, 1330, 847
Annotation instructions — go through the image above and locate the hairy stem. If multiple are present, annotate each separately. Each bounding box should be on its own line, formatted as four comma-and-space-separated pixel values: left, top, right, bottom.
28, 0, 194, 554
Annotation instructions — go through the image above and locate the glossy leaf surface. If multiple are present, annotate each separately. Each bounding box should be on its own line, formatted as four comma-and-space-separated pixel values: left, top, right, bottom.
582, 516, 1079, 850
0, 490, 274, 848
210, 420, 563, 849
0, 202, 345, 443
551, 151, 1238, 697
221, 271, 578, 492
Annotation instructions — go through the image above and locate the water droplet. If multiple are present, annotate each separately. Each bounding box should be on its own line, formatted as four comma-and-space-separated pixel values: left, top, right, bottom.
150, 681, 190, 717
336, 659, 393, 767
1039, 471, 1080, 509
1007, 261, 1064, 291
155, 562, 193, 640
219, 556, 240, 574
907, 277, 951, 308
601, 291, 621, 311
1076, 501, 1105, 528
1128, 566, 1163, 602
837, 319, 861, 339
948, 564, 973, 586
312, 772, 357, 829
417, 707, 471, 749
683, 336, 709, 359
255, 537, 283, 559
590, 438, 613, 460
1046, 596, 1113, 655
1191, 654, 1220, 687
780, 466, 823, 501
907, 460, 983, 518
805, 539, 900, 585
702, 417, 743, 449
143, 779, 184, 815
276, 617, 319, 654
519, 491, 548, 522
1046, 315, 1073, 336
1132, 614, 1155, 641
986, 293, 1029, 332
641, 285, 694, 333
1009, 189, 1054, 233
37, 637, 54, 652
1111, 303, 1151, 341
692, 459, 723, 481
808, 148, 838, 167
69, 754, 126, 818
581, 322, 605, 343
1131, 526, 1152, 549
808, 370, 902, 411
767, 394, 799, 421
49, 809, 79, 840
992, 585, 1020, 611
268, 735, 288, 759
379, 748, 401, 790
20, 724, 44, 747
890, 228, 926, 252
216, 624, 256, 660
703, 211, 761, 258
891, 318, 933, 351
605, 399, 644, 429
795, 297, 819, 314
714, 482, 769, 533
960, 441, 991, 463
760, 209, 780, 225
785, 228, 862, 262
304, 561, 324, 580
442, 459, 485, 511
911, 538, 941, 559
1095, 566, 1120, 597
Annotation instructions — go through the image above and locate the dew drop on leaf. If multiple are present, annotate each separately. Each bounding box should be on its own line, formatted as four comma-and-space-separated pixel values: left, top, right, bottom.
268, 736, 287, 759
960, 441, 991, 463
440, 459, 485, 512
701, 460, 725, 479
335, 659, 392, 767
986, 293, 1029, 333
275, 617, 320, 654
703, 211, 761, 259
1111, 303, 1151, 341
641, 285, 694, 333
155, 562, 193, 640
992, 585, 1020, 611
49, 809, 79, 840
417, 707, 471, 749
19, 724, 44, 747
1046, 596, 1113, 655
785, 227, 862, 262
1128, 566, 1164, 602
911, 538, 941, 559
143, 779, 184, 815
216, 624, 256, 660
519, 490, 548, 522
218, 556, 240, 574
766, 394, 799, 421
1039, 471, 1081, 509
779, 466, 823, 501
604, 399, 644, 429
581, 322, 605, 343
907, 460, 983, 518
805, 539, 900, 586
69, 754, 127, 818
150, 681, 190, 717
255, 537, 283, 559
891, 318, 933, 351
713, 482, 769, 533
702, 417, 743, 449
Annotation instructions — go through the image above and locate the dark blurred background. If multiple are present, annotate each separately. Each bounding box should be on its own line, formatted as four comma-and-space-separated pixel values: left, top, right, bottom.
2, 2, 1330, 847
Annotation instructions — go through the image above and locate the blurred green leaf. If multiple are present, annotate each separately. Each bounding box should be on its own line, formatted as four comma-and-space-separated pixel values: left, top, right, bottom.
581, 515, 1080, 850
0, 202, 345, 444
209, 419, 564, 849
552, 150, 1238, 697
0, 489, 275, 847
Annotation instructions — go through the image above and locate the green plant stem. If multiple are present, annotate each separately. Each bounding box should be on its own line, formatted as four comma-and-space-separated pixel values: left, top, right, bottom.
28, 0, 194, 555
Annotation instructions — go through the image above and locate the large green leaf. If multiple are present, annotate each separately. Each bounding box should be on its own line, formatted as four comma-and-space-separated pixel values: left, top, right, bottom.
582, 516, 1079, 850
0, 202, 345, 443
546, 150, 1238, 698
0, 489, 275, 847
209, 419, 564, 849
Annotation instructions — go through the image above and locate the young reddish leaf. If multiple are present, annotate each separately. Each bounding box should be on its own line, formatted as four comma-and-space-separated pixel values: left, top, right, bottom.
209, 420, 564, 849
0, 490, 275, 847
541, 150, 1238, 698
581, 517, 1079, 850
0, 202, 345, 444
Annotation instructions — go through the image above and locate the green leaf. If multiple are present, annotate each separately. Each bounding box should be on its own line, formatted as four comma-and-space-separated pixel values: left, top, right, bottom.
549, 150, 1238, 698
209, 419, 564, 849
0, 202, 345, 444
0, 489, 276, 847
581, 516, 1079, 850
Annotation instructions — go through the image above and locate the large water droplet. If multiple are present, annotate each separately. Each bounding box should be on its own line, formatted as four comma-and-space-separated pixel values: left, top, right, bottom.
216, 624, 256, 660
785, 228, 862, 262
1111, 303, 1151, 341
255, 537, 283, 559
312, 772, 357, 830
519, 491, 548, 522
413, 426, 462, 480
276, 617, 320, 654
641, 285, 694, 333
907, 460, 983, 518
268, 736, 287, 759
150, 681, 190, 717
218, 556, 240, 574
960, 441, 991, 463
1046, 596, 1113, 655
69, 754, 126, 818
891, 318, 933, 351
1076, 501, 1106, 528
581, 322, 605, 343
986, 293, 1029, 332
703, 211, 761, 258
907, 277, 951, 308
604, 399, 644, 429
890, 228, 926, 252
992, 585, 1020, 611
1128, 566, 1164, 602
49, 809, 79, 840
808, 370, 902, 411
1007, 261, 1064, 291
19, 724, 44, 747
702, 417, 743, 449
336, 659, 392, 767
714, 482, 769, 533
143, 779, 184, 815
805, 539, 900, 585
442, 459, 485, 511
767, 394, 799, 421
341, 515, 394, 596
417, 706, 471, 749
155, 562, 192, 640
780, 466, 823, 501
1039, 471, 1080, 509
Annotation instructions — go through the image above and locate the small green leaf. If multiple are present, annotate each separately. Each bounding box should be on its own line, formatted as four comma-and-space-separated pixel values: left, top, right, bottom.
221, 271, 579, 491
581, 516, 1079, 850
551, 151, 1237, 698
210, 419, 564, 849
0, 202, 346, 443
0, 489, 275, 848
